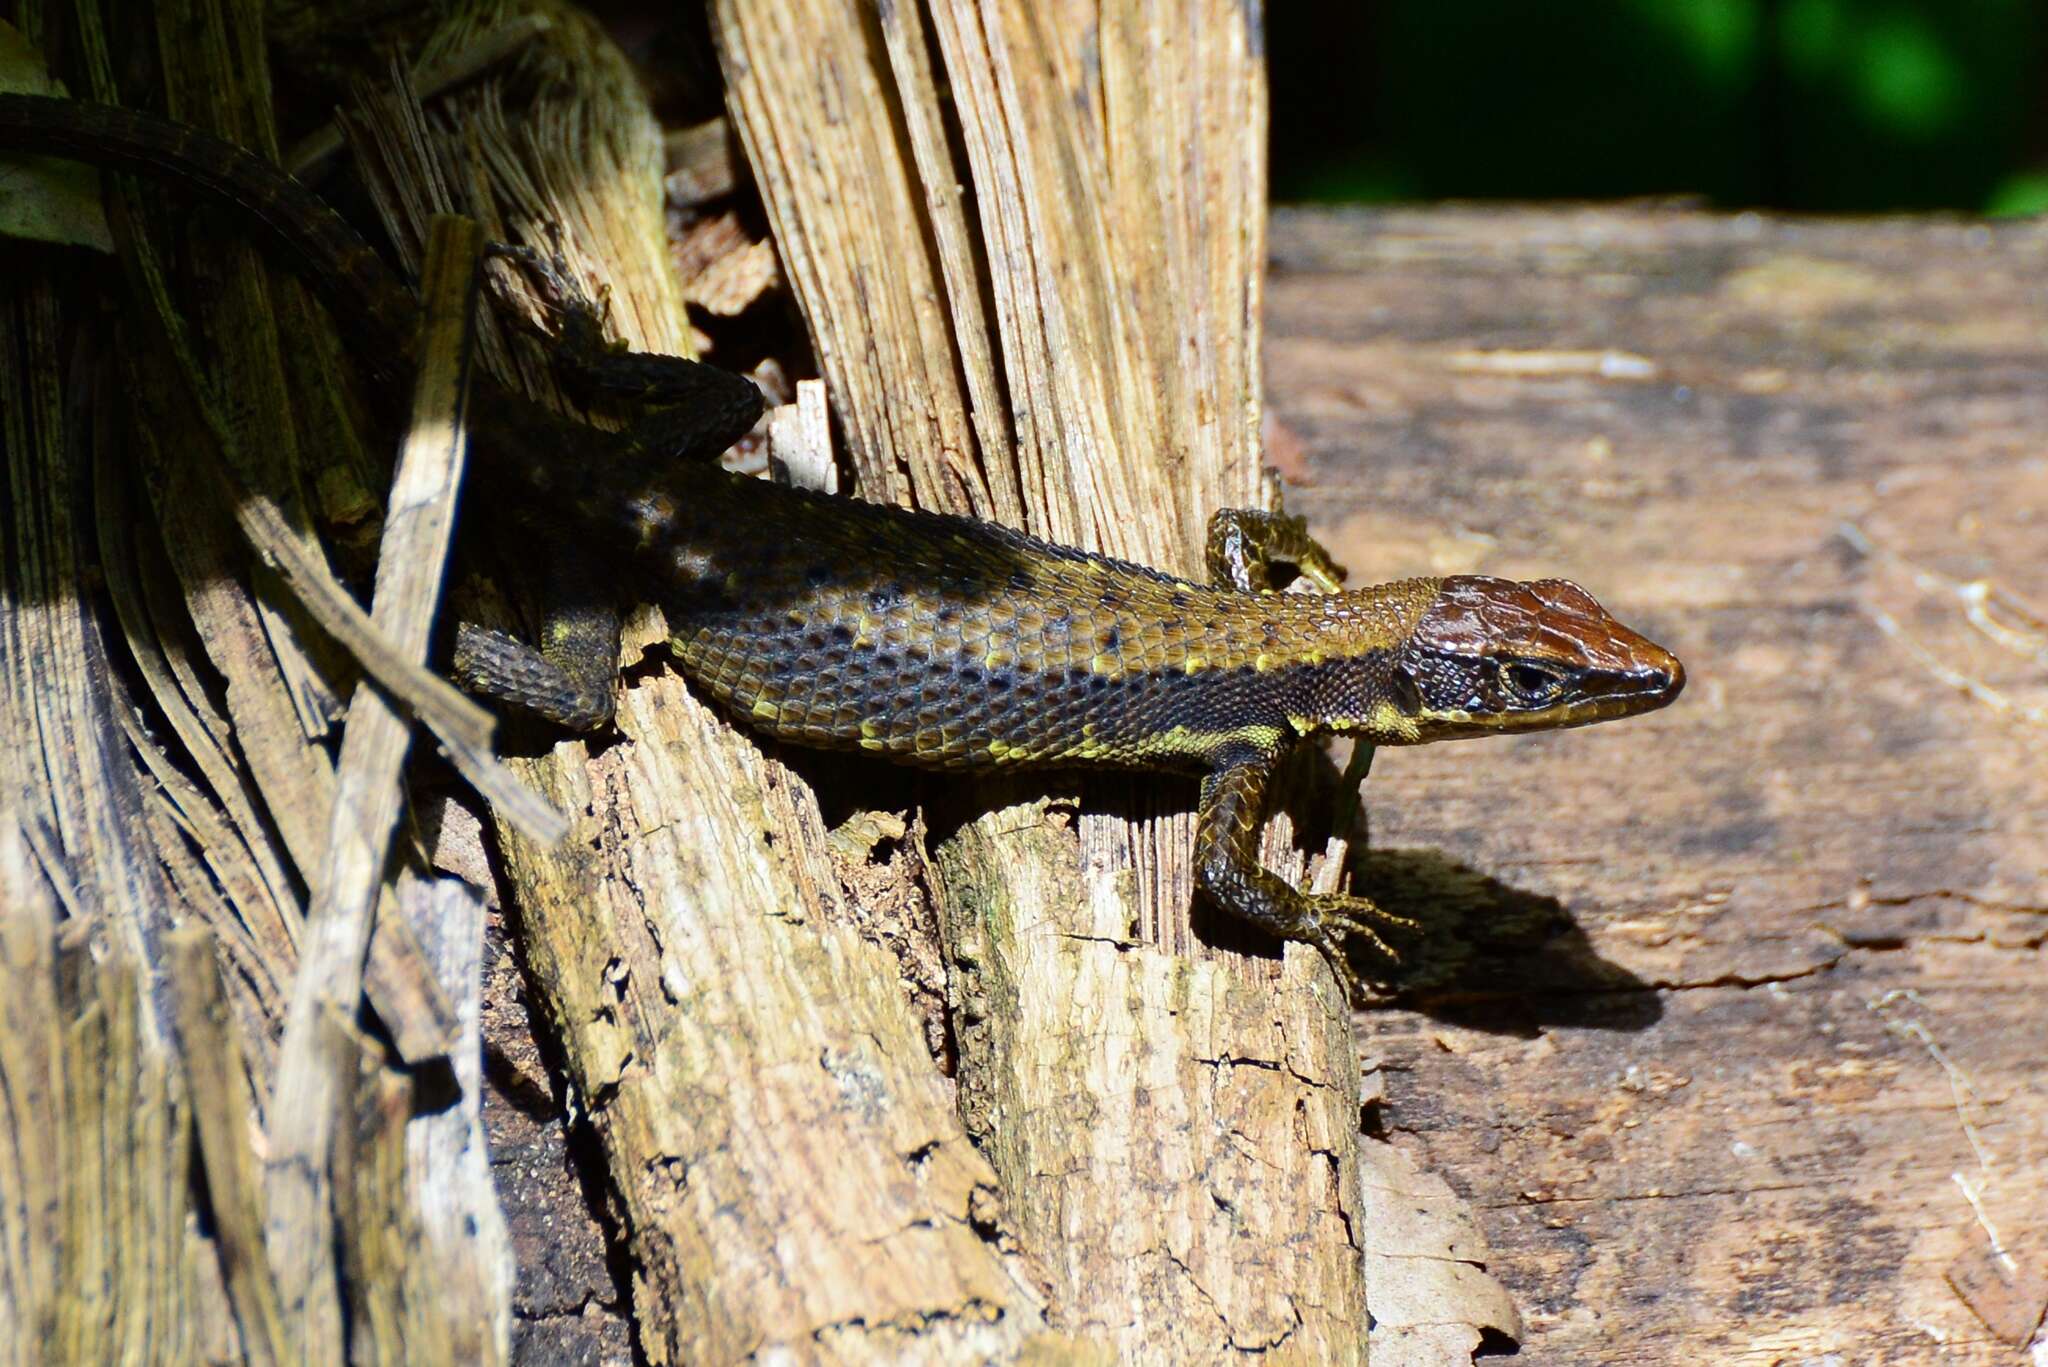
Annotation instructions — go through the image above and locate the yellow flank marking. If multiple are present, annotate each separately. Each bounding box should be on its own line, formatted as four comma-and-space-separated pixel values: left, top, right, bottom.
859, 736, 886, 751
751, 699, 780, 720
1293, 702, 1419, 741
1147, 721, 1286, 759
1090, 654, 1114, 674
1184, 654, 1207, 674
984, 648, 1010, 670
860, 720, 881, 740
1254, 652, 1274, 672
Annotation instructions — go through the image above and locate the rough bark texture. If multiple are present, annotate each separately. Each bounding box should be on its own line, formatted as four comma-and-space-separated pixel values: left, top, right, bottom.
717, 3, 1371, 1358
1268, 206, 2048, 1363
5, 4, 514, 1360
22, 2, 2043, 1362
349, 11, 1057, 1364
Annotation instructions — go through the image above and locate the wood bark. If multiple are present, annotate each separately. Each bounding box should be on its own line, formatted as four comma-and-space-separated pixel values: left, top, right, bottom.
714, 2, 1371, 1358
3, 2, 515, 1359
356, 10, 1057, 1362
1269, 205, 2048, 1363
20, 5, 2038, 1366
337, 1, 1365, 1359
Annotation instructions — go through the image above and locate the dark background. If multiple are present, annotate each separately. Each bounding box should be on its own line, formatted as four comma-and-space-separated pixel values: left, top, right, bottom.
1269, 0, 2047, 214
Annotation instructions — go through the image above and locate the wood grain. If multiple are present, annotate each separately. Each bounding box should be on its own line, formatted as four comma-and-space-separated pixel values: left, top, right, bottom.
719, 2, 1371, 1357
354, 16, 1056, 1360
1268, 206, 2048, 1362
263, 213, 484, 1357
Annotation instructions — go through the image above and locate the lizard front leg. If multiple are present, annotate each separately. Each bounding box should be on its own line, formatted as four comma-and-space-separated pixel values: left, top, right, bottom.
1206, 505, 1380, 865
1194, 743, 1418, 1002
451, 248, 765, 729
1205, 507, 1346, 594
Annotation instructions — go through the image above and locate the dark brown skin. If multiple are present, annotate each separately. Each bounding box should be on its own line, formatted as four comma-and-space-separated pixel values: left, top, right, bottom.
0, 94, 1685, 997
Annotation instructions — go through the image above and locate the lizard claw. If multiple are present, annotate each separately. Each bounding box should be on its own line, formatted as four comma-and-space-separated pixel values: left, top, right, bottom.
1287, 526, 1348, 594
487, 236, 616, 347
1296, 891, 1419, 1004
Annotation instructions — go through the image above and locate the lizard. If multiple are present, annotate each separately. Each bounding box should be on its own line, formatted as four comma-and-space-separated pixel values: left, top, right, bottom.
0, 93, 1685, 999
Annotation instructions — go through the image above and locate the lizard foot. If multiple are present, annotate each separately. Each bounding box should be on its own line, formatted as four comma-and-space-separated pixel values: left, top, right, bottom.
486, 234, 618, 355
1291, 890, 1420, 1004
1205, 508, 1349, 593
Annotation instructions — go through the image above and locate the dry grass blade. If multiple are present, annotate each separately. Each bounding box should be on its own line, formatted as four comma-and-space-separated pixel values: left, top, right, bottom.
167, 926, 288, 1367
263, 215, 487, 1354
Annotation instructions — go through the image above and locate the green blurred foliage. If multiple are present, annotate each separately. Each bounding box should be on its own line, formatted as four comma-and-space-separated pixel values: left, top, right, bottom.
1986, 170, 2048, 215
1269, 0, 2044, 213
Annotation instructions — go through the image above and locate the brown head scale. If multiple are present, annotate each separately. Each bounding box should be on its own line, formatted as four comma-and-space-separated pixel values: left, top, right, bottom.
1381, 575, 1684, 742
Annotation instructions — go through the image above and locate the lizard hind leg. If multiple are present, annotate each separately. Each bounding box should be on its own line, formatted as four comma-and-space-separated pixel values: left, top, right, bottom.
452, 622, 615, 731
451, 557, 622, 731
1194, 745, 1419, 1002
1205, 508, 1347, 593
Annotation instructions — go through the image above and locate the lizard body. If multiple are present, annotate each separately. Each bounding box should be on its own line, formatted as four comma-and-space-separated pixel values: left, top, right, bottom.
0, 94, 1685, 995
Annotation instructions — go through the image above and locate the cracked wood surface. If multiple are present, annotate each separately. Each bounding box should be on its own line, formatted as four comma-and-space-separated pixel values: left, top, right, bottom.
350, 19, 1056, 1361
715, 3, 1369, 1361
1269, 206, 2048, 1362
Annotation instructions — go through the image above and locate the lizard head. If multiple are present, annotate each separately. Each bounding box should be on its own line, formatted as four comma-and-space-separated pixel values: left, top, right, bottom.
1380, 575, 1684, 743
1296, 575, 1683, 745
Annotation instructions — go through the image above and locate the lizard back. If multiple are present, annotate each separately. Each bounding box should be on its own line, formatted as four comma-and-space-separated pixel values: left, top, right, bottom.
631, 464, 1437, 772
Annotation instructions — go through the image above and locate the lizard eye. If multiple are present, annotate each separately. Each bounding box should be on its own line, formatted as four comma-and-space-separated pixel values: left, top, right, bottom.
1500, 660, 1564, 704
1388, 666, 1422, 715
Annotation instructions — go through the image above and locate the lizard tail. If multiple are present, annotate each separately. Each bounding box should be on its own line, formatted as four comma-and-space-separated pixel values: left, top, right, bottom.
0, 93, 418, 364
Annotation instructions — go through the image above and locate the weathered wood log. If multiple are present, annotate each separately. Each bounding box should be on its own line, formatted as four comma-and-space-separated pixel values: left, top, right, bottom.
23, 2, 2041, 1361
4, 6, 515, 1359
716, 2, 1371, 1358
352, 11, 1057, 1360
1270, 205, 2048, 1362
